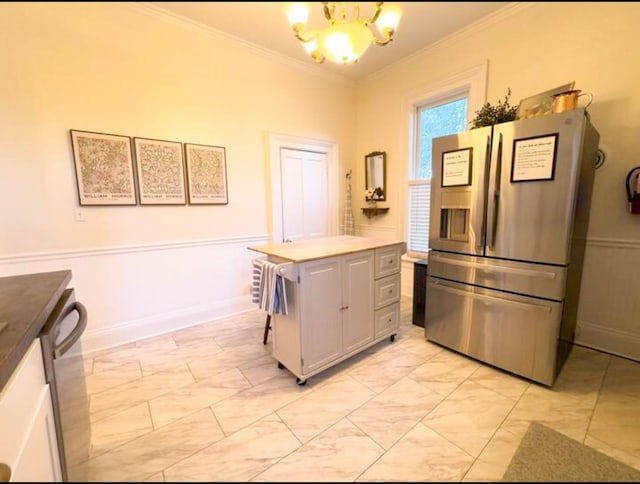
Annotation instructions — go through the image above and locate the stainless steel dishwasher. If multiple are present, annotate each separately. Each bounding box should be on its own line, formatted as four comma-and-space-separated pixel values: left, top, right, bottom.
40, 288, 91, 482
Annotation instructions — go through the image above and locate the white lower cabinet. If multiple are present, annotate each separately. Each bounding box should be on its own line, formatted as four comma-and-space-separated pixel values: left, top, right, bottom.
272, 243, 404, 383
0, 340, 62, 482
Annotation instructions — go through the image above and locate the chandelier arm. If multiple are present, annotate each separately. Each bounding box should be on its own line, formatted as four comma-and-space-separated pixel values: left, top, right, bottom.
322, 2, 333, 22
372, 28, 395, 46
369, 2, 384, 24
294, 31, 309, 42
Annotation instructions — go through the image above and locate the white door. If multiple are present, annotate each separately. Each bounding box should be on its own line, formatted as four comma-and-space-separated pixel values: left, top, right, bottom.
280, 148, 328, 242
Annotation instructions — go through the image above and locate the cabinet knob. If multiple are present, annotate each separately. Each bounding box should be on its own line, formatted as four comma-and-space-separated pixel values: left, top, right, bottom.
388, 289, 393, 294
0, 463, 11, 482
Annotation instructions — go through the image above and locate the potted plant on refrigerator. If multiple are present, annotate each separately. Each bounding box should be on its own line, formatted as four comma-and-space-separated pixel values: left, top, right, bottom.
470, 88, 518, 128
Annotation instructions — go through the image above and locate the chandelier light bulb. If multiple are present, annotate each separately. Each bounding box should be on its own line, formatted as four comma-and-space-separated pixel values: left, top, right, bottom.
286, 2, 310, 32
375, 3, 402, 37
285, 2, 402, 65
319, 22, 374, 64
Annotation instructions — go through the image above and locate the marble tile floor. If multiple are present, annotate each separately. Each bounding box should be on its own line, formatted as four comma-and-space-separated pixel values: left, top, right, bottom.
74, 297, 640, 482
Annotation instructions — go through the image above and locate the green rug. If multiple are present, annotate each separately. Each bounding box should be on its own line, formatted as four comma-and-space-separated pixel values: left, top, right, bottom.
502, 422, 640, 482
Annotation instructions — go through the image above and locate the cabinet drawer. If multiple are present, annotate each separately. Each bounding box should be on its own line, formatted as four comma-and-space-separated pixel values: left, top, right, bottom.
374, 245, 402, 279
374, 303, 399, 338
374, 273, 401, 310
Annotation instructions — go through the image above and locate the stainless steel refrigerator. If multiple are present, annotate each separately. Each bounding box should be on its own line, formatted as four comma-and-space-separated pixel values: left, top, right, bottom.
425, 108, 599, 386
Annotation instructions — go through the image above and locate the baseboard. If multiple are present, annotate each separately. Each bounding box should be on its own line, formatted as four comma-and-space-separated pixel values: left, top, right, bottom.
77, 294, 256, 357
576, 319, 640, 362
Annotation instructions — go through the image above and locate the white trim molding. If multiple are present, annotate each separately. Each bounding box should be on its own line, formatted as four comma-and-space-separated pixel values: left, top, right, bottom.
0, 234, 270, 266
585, 237, 640, 249
363, 3, 534, 83
130, 3, 354, 86
576, 320, 640, 362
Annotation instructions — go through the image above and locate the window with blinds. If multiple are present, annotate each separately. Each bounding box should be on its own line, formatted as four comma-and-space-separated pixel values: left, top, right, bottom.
407, 96, 468, 257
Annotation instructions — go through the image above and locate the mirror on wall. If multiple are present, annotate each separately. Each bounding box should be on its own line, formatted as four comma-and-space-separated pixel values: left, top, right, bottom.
365, 151, 386, 201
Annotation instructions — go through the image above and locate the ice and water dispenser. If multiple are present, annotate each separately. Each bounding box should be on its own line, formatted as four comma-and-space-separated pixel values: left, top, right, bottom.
439, 191, 471, 242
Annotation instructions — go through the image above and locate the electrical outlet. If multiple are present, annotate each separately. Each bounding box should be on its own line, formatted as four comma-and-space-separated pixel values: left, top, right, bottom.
74, 208, 86, 222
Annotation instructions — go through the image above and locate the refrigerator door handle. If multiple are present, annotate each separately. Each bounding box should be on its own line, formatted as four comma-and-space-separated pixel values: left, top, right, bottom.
53, 301, 88, 359
489, 133, 503, 250
430, 253, 557, 279
428, 279, 553, 313
476, 135, 492, 252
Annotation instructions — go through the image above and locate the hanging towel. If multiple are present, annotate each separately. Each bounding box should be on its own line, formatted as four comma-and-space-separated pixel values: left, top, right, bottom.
258, 261, 288, 316
251, 258, 265, 304
343, 170, 355, 235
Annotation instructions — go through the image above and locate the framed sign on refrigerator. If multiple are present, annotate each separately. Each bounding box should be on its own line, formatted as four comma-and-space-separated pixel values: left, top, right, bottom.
184, 143, 228, 205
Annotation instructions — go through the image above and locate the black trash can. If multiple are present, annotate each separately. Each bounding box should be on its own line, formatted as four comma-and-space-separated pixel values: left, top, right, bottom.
412, 259, 428, 327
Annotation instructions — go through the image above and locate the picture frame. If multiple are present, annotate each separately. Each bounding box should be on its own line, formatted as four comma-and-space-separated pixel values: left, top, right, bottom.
510, 133, 559, 183
442, 147, 473, 187
133, 137, 186, 205
70, 129, 137, 206
184, 143, 228, 205
515, 82, 575, 120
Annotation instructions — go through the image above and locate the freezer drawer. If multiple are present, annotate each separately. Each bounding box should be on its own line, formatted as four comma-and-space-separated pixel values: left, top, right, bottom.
425, 277, 563, 386
428, 251, 566, 301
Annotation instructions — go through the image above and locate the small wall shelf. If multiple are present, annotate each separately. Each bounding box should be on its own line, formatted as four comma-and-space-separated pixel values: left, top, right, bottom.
361, 207, 390, 219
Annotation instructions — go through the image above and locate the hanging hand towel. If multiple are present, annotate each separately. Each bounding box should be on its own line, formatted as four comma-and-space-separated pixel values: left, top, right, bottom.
258, 261, 288, 316
251, 258, 265, 304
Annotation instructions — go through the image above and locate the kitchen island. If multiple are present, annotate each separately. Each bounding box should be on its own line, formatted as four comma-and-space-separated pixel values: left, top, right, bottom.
248, 236, 406, 384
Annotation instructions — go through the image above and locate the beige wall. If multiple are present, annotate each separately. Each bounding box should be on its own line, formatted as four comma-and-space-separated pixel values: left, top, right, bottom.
0, 3, 357, 351
355, 2, 640, 359
0, 2, 357, 254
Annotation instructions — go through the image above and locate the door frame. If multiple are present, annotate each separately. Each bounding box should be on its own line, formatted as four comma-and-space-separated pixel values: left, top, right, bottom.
268, 132, 339, 242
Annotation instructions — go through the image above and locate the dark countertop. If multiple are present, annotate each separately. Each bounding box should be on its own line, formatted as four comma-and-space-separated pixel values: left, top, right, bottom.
0, 270, 71, 392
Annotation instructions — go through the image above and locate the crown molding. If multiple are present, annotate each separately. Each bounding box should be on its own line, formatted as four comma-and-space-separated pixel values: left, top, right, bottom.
362, 2, 536, 83
128, 2, 355, 87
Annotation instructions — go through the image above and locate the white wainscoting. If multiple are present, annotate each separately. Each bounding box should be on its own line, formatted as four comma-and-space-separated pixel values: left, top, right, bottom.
0, 235, 270, 355
576, 238, 640, 362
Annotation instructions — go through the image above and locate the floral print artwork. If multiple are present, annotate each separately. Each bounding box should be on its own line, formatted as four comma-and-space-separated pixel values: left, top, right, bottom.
134, 139, 186, 204
185, 144, 228, 204
71, 130, 137, 205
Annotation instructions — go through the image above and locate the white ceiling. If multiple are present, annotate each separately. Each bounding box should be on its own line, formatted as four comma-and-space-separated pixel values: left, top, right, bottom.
147, 2, 511, 80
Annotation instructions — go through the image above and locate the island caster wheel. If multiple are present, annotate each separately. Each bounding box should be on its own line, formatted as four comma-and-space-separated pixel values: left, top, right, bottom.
390, 334, 396, 342
296, 377, 307, 386
277, 362, 284, 369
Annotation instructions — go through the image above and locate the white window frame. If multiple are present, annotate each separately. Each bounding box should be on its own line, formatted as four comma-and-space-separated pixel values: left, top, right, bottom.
401, 62, 487, 260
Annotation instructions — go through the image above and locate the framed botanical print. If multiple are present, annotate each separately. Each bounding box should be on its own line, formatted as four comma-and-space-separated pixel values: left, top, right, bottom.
70, 130, 137, 205
184, 143, 228, 205
133, 137, 186, 205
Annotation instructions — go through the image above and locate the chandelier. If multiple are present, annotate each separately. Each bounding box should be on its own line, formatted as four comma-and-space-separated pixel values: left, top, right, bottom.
285, 2, 403, 65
